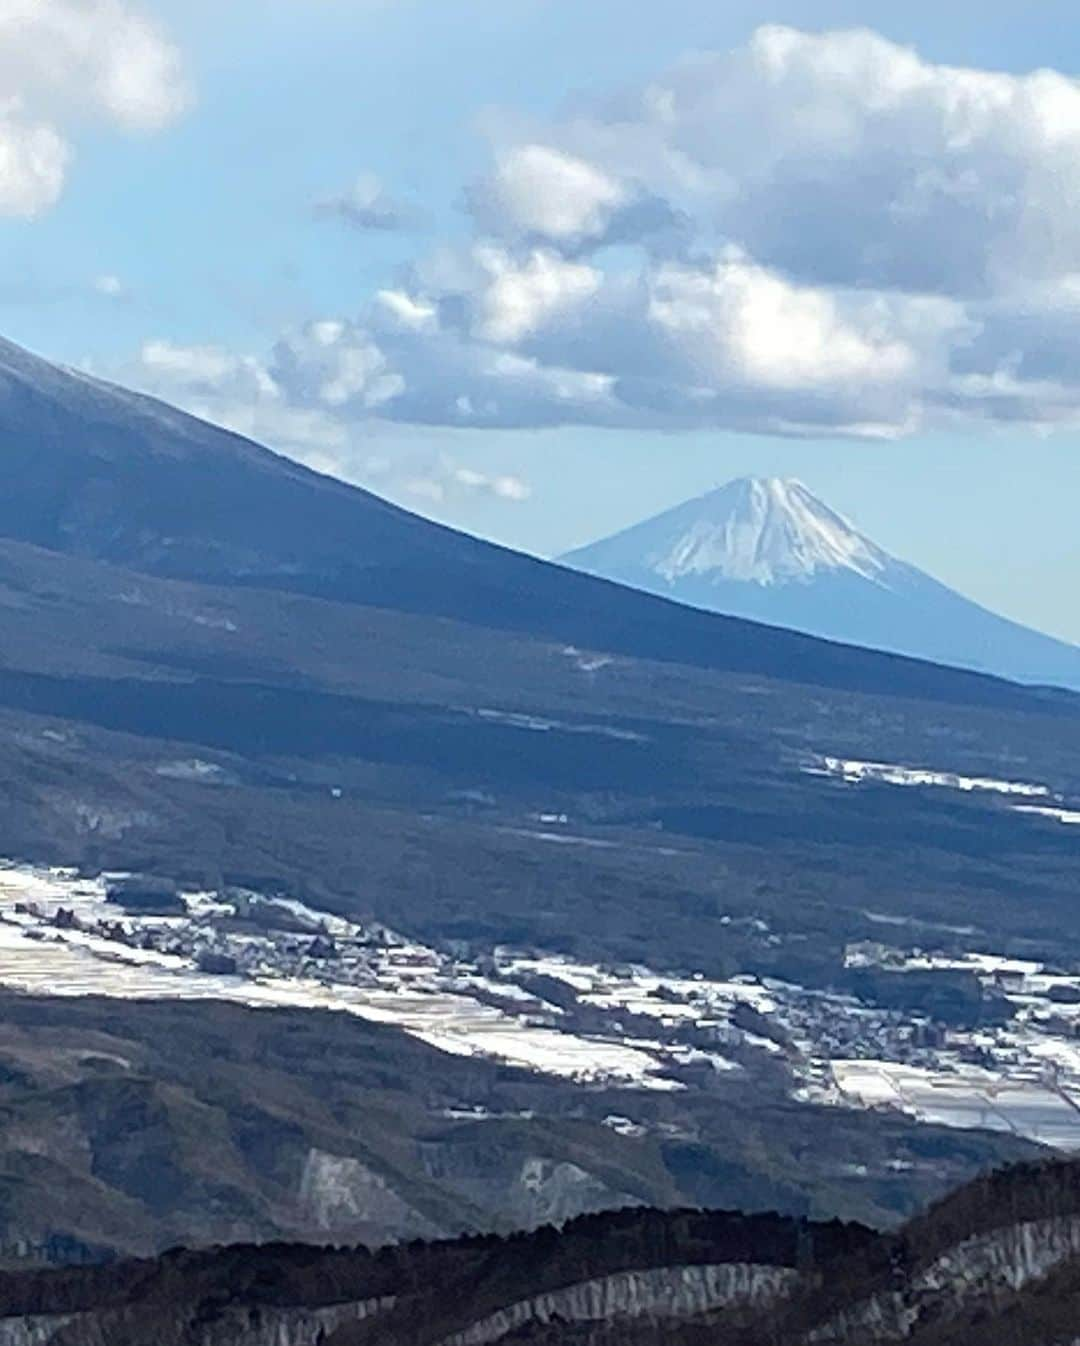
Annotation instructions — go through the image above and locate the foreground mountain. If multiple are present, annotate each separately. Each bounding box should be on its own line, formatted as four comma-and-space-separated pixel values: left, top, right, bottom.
0, 992, 1025, 1268
2, 1156, 1080, 1345
0, 337, 1059, 710
559, 477, 1080, 689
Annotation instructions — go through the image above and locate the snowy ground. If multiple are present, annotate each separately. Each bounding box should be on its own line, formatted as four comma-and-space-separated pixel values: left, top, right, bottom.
805, 755, 1051, 799
0, 863, 682, 1090
804, 753, 1080, 838
799, 942, 1080, 1150
4, 861, 1080, 1149
828, 1061, 1080, 1150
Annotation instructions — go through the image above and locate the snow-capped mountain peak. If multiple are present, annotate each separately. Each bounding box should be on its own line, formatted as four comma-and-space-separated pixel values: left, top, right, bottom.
558, 477, 1080, 689
580, 477, 892, 591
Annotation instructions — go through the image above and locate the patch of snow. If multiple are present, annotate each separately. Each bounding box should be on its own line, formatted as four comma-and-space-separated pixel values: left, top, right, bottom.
862, 910, 978, 936
561, 647, 614, 674
154, 759, 232, 783
0, 864, 682, 1091
475, 709, 556, 732
829, 1059, 1080, 1149
505, 957, 602, 993
412, 1025, 678, 1090
1015, 804, 1080, 825
807, 756, 1051, 798
475, 708, 646, 743
602, 1115, 647, 1137
903, 952, 1042, 978
504, 829, 619, 849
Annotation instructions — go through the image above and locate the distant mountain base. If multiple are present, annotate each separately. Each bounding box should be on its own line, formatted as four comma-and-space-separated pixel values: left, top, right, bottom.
560, 476, 1080, 690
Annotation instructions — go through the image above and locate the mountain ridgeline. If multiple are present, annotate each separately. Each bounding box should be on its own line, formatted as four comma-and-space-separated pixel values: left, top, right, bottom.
560, 476, 1080, 690
2, 1157, 1080, 1345
0, 336, 1066, 710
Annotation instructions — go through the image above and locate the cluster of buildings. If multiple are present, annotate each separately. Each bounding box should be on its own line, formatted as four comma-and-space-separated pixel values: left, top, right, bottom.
6, 863, 1080, 1148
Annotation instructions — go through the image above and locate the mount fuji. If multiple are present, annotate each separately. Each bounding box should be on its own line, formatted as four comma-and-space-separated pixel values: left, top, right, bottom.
559, 477, 1080, 690
0, 334, 1050, 710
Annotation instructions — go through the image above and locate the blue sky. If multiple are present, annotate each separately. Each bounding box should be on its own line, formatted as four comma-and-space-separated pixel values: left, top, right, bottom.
2, 1, 1080, 641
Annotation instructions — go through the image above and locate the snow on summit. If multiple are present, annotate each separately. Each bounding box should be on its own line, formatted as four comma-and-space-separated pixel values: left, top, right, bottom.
560, 477, 1080, 691
642, 477, 890, 588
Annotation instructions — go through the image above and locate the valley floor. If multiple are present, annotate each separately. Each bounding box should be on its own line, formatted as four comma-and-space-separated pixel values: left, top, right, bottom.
3, 859, 1080, 1154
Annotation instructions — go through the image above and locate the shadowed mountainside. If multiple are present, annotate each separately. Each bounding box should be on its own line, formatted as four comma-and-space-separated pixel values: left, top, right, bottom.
3, 1158, 1080, 1344
0, 995, 1030, 1269
0, 338, 1067, 711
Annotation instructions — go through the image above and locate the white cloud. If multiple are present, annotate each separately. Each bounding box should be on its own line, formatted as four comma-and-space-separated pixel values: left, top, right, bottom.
141, 339, 268, 392
469, 141, 685, 252
129, 335, 540, 509
403, 475, 446, 503
471, 144, 628, 244
133, 249, 955, 441
0, 0, 189, 217
469, 245, 601, 344
0, 110, 67, 216
647, 252, 913, 391
401, 461, 533, 504
270, 320, 404, 410
316, 172, 423, 232
133, 338, 359, 471
520, 25, 1080, 299
451, 465, 531, 500
376, 289, 438, 332
124, 25, 1080, 446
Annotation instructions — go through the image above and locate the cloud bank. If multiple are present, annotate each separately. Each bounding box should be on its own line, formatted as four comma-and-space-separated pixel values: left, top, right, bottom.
135, 25, 1080, 465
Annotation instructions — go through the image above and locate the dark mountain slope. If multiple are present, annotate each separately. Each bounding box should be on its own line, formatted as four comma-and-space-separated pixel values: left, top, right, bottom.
0, 337, 1067, 712
0, 1204, 871, 1346
0, 995, 1022, 1270
1, 341, 1080, 1275
0, 529, 1077, 980
5, 1157, 1080, 1346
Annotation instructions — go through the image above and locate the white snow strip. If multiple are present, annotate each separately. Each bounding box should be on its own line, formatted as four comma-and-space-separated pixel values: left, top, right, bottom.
808, 757, 1051, 798
902, 952, 1042, 977
1015, 805, 1080, 825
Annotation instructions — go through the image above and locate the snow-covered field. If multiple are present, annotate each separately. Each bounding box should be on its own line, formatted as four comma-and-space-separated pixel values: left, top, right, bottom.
804, 754, 1080, 837
6, 861, 1080, 1150
0, 863, 682, 1090
829, 1061, 1080, 1150
803, 941, 1080, 1149
806, 756, 1051, 798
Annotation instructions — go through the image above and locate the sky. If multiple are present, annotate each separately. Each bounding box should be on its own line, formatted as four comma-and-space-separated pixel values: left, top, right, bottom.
2, 0, 1080, 641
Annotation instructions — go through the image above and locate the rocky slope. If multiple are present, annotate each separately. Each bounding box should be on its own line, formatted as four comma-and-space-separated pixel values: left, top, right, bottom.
6, 1159, 1080, 1344
0, 993, 1028, 1269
